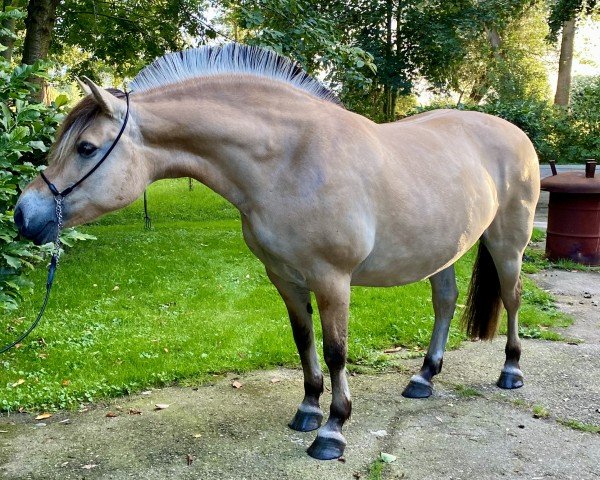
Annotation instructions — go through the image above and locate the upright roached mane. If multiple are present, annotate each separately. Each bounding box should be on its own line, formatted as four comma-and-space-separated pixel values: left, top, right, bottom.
129, 43, 342, 106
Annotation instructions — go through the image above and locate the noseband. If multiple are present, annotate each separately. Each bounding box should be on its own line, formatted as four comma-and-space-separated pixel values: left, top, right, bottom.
0, 91, 130, 354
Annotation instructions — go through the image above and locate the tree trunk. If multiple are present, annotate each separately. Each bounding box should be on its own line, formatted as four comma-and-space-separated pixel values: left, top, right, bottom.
554, 18, 576, 107
21, 0, 60, 101
382, 0, 393, 121
22, 0, 59, 64
0, 0, 15, 61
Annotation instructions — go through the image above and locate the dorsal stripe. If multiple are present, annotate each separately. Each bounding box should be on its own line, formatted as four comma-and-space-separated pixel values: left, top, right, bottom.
129, 43, 342, 106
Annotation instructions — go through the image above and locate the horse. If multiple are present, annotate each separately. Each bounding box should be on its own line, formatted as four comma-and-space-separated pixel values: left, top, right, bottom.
14, 43, 540, 460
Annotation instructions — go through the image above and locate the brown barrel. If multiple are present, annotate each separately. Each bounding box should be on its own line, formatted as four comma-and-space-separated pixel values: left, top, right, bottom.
545, 192, 600, 265
541, 161, 600, 266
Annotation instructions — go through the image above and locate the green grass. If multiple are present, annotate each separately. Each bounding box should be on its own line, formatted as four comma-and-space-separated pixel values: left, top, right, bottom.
532, 404, 550, 419
557, 418, 600, 434
0, 179, 570, 412
454, 384, 482, 398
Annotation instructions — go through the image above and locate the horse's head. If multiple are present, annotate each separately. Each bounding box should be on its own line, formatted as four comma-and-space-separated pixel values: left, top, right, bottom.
14, 79, 149, 245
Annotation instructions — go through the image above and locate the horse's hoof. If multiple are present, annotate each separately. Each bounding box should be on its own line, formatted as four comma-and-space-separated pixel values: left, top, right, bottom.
288, 408, 323, 432
306, 434, 346, 460
497, 371, 524, 389
402, 379, 433, 399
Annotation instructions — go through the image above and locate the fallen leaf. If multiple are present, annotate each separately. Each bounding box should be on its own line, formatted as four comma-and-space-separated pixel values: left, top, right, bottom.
113, 285, 120, 291
35, 413, 52, 420
82, 464, 98, 470
154, 403, 170, 410
164, 348, 169, 353
270, 377, 281, 384
61, 379, 70, 386
129, 409, 142, 415
380, 452, 397, 463
11, 379, 25, 387
232, 380, 243, 389
384, 347, 402, 354
106, 412, 118, 418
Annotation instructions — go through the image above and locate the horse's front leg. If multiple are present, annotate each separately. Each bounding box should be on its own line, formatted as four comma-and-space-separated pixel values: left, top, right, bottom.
266, 269, 324, 432
306, 275, 351, 460
403, 265, 458, 398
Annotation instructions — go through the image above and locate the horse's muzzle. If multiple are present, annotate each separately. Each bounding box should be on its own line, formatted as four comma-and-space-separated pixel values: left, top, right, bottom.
14, 192, 58, 245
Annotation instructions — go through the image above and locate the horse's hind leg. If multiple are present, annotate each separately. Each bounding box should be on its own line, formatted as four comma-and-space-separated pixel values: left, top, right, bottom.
266, 269, 324, 431
484, 242, 525, 389
402, 265, 458, 398
484, 210, 532, 389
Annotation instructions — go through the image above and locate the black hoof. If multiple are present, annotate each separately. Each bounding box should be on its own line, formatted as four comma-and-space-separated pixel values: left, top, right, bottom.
306, 435, 346, 460
497, 371, 524, 389
402, 380, 433, 399
288, 409, 323, 432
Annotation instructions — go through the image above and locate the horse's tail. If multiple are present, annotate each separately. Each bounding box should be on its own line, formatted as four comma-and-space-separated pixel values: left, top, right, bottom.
461, 241, 503, 340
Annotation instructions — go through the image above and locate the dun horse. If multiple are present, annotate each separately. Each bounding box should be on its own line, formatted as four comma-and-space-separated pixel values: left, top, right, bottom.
14, 44, 540, 460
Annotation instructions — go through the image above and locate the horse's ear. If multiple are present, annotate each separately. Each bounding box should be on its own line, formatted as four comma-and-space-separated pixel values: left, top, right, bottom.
82, 76, 127, 119
76, 77, 91, 97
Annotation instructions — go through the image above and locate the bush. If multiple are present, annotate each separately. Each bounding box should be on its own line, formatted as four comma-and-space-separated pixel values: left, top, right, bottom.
0, 55, 70, 312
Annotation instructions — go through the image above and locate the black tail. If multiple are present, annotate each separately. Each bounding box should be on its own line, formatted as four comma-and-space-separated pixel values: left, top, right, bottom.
461, 241, 503, 340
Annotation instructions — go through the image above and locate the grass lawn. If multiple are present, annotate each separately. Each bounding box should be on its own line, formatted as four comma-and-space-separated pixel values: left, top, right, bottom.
0, 179, 569, 412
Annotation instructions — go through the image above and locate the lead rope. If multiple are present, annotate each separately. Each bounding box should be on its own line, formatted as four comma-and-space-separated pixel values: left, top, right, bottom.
143, 189, 151, 230
0, 196, 63, 354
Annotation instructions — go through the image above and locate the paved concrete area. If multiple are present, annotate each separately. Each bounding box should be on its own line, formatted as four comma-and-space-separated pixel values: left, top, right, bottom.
1, 267, 599, 479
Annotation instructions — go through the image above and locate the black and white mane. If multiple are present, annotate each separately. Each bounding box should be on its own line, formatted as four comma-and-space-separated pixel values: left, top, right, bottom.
130, 43, 341, 105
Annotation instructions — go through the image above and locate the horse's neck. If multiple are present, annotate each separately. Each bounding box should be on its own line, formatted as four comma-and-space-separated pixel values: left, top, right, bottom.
135, 78, 320, 213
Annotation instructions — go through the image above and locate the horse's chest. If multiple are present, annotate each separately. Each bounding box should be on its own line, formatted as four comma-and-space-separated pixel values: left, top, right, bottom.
240, 216, 307, 285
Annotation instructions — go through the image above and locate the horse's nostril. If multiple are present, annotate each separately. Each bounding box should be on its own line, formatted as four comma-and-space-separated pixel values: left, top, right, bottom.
14, 204, 24, 230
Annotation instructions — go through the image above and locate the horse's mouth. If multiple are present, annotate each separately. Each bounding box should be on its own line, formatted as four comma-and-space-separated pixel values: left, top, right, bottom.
27, 221, 57, 246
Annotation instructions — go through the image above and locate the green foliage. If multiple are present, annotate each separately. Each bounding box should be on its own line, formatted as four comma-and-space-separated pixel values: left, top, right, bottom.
0, 51, 67, 312
225, 0, 375, 97
51, 0, 210, 81
0, 21, 94, 313
548, 0, 599, 40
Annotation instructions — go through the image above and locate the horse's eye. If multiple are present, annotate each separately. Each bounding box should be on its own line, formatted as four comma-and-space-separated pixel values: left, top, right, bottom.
77, 141, 97, 158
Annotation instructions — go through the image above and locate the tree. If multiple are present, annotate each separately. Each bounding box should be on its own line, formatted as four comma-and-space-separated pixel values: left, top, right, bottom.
222, 0, 375, 107
549, 0, 599, 106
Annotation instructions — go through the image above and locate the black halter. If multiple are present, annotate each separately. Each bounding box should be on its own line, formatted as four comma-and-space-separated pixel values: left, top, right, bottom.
0, 91, 130, 355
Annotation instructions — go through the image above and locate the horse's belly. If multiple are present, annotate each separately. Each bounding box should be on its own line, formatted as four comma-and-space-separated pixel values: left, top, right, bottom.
350, 234, 476, 287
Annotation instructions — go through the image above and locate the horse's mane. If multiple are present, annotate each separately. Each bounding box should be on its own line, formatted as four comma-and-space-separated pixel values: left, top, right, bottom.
129, 43, 342, 106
